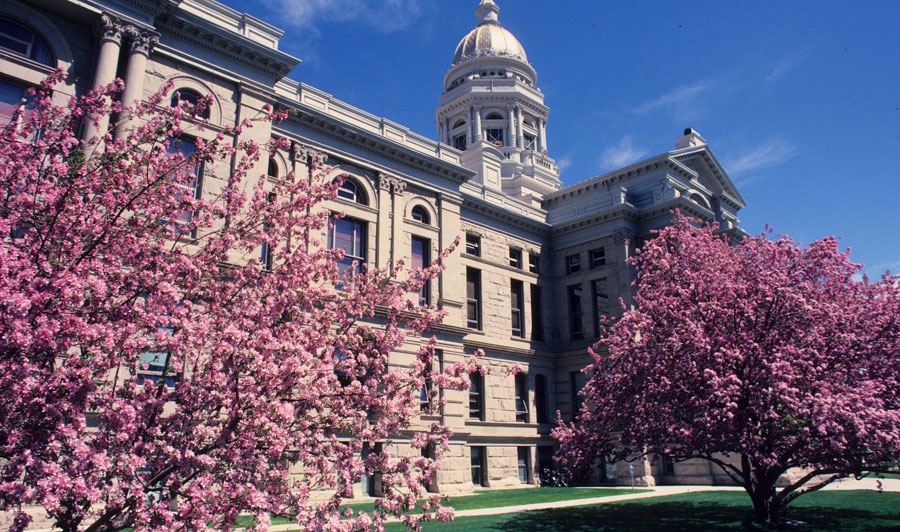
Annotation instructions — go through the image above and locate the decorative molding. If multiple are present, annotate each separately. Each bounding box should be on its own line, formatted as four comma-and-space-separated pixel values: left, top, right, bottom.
378, 173, 406, 195
126, 27, 160, 55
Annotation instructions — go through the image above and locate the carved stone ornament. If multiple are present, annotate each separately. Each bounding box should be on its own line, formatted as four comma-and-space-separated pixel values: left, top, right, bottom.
95, 14, 124, 43
126, 28, 160, 55
378, 173, 406, 195
291, 143, 309, 163
614, 229, 635, 246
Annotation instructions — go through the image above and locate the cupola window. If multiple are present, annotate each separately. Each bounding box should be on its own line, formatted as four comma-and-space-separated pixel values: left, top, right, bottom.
336, 178, 368, 205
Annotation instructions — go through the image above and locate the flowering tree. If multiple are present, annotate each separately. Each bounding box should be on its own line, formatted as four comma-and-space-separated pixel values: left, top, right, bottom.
554, 214, 900, 524
0, 73, 473, 532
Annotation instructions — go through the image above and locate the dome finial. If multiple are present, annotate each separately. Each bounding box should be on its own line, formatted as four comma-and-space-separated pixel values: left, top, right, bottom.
476, 0, 500, 25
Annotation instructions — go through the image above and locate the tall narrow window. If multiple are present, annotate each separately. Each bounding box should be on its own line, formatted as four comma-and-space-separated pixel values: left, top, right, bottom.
530, 284, 544, 341
0, 80, 27, 124
590, 247, 606, 268
517, 447, 530, 483
661, 455, 676, 476
453, 134, 466, 151
469, 373, 484, 420
566, 254, 581, 274
515, 372, 528, 423
510, 279, 524, 337
466, 267, 481, 329
570, 371, 586, 421
165, 137, 203, 237
534, 374, 548, 423
529, 253, 539, 274
260, 193, 275, 271
470, 447, 486, 486
465, 234, 481, 256
411, 236, 431, 305
329, 217, 366, 276
267, 156, 279, 179
568, 284, 584, 340
509, 247, 522, 268
591, 278, 609, 338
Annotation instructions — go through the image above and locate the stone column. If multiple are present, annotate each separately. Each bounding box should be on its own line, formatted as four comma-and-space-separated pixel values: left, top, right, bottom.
377, 174, 393, 269
515, 105, 524, 148
473, 105, 482, 143
507, 105, 515, 147
83, 15, 123, 144
539, 119, 547, 152
389, 177, 406, 268
115, 28, 159, 140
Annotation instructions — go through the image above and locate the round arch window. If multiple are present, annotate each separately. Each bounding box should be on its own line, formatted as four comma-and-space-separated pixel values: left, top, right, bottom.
411, 205, 430, 225
0, 17, 53, 65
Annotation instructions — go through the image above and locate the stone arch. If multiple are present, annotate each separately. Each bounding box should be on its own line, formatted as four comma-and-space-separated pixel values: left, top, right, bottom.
166, 75, 224, 126
0, 1, 74, 68
406, 197, 437, 226
326, 166, 376, 208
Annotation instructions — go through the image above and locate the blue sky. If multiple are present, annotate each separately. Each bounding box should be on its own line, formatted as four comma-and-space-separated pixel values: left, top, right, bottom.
230, 0, 900, 278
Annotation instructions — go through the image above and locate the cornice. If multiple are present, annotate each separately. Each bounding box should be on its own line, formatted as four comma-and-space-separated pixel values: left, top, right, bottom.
460, 193, 551, 235
156, 8, 299, 80
463, 337, 536, 357
279, 100, 474, 187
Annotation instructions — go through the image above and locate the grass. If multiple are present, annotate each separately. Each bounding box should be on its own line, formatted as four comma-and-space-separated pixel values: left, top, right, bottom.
381, 490, 900, 532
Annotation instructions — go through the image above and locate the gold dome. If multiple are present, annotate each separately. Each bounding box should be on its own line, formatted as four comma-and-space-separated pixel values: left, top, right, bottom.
451, 0, 528, 66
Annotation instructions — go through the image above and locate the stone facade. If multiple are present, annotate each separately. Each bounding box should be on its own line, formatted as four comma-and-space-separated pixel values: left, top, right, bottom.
1, 0, 750, 517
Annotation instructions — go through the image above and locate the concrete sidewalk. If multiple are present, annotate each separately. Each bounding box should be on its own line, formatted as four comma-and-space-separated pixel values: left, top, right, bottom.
262, 478, 900, 530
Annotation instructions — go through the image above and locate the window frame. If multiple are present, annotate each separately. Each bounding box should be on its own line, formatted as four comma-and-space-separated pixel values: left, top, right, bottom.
469, 372, 484, 420
568, 284, 584, 340
589, 247, 606, 269
565, 254, 581, 275
517, 447, 531, 484
470, 446, 486, 486
510, 279, 524, 338
514, 372, 528, 423
465, 234, 481, 256
466, 267, 482, 329
411, 235, 431, 306
328, 215, 367, 277
509, 247, 522, 268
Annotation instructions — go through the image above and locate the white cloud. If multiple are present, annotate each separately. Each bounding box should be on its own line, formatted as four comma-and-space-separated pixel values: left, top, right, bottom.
555, 153, 574, 171
263, 0, 422, 32
763, 50, 809, 86
726, 139, 797, 176
634, 81, 712, 115
598, 135, 648, 170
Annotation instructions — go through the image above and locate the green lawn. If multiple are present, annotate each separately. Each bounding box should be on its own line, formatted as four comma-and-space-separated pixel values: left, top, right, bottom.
382, 490, 900, 532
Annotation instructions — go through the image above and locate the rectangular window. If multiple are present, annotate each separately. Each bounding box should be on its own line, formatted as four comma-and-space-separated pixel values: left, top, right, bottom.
534, 374, 548, 423
411, 236, 431, 305
510, 279, 524, 337
662, 455, 676, 476
471, 446, 486, 486
137, 326, 177, 387
524, 133, 536, 150
530, 284, 544, 341
329, 216, 366, 276
453, 134, 466, 151
529, 253, 539, 274
518, 447, 530, 483
509, 247, 522, 268
485, 128, 504, 145
0, 80, 26, 124
467, 267, 481, 329
260, 193, 275, 271
590, 248, 606, 268
465, 234, 481, 256
570, 371, 586, 421
469, 373, 484, 420
537, 446, 554, 479
591, 278, 609, 338
420, 349, 443, 414
565, 254, 581, 274
515, 372, 528, 422
568, 284, 584, 340
166, 137, 203, 237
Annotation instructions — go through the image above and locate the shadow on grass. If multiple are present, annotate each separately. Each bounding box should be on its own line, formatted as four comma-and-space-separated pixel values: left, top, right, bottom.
398, 491, 900, 532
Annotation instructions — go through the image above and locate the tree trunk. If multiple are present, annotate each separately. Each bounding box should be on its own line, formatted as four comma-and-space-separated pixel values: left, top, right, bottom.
750, 484, 781, 524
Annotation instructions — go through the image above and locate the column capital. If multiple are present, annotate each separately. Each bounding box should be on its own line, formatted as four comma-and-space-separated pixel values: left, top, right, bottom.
125, 27, 159, 55
94, 14, 124, 43
378, 173, 406, 195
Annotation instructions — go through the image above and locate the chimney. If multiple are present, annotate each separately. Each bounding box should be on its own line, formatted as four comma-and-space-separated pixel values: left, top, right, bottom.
675, 127, 707, 149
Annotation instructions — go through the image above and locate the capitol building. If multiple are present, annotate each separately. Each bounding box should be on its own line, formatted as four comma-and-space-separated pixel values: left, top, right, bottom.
1, 0, 746, 499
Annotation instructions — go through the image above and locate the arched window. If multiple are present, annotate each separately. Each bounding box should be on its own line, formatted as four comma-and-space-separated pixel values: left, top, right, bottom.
0, 17, 53, 65
690, 193, 710, 210
485, 112, 504, 120
410, 205, 430, 225
452, 119, 466, 129
336, 178, 368, 205
170, 89, 209, 119
267, 156, 278, 179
